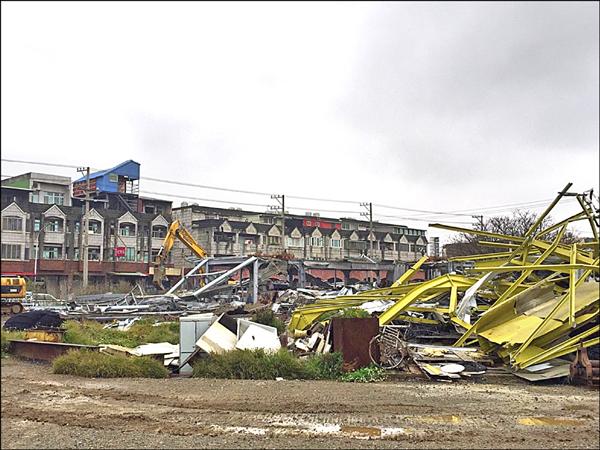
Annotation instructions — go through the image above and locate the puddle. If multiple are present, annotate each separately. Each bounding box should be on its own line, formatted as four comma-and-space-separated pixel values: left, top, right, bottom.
341, 426, 382, 438
206, 421, 405, 439
209, 425, 267, 435
416, 415, 461, 424
518, 417, 585, 426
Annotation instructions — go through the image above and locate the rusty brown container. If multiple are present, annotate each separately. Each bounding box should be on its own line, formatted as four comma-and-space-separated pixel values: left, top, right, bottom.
330, 317, 380, 370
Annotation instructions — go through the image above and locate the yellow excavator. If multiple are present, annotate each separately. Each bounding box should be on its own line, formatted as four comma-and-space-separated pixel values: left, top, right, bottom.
1, 276, 26, 315
152, 220, 208, 290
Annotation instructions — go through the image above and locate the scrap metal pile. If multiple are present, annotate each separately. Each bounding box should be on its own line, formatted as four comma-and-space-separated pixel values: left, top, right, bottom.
286, 184, 599, 382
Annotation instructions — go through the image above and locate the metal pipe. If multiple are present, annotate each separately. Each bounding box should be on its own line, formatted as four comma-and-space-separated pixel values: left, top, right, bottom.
192, 257, 257, 297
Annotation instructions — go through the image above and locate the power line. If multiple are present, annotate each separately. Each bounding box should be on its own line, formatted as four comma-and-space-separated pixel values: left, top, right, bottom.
372, 203, 475, 217
0, 157, 584, 221
404, 198, 579, 220
139, 190, 270, 209
1, 158, 83, 170
142, 190, 362, 215
373, 213, 473, 225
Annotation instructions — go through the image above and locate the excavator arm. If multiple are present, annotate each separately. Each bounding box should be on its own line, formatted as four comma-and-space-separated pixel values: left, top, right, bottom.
152, 220, 207, 290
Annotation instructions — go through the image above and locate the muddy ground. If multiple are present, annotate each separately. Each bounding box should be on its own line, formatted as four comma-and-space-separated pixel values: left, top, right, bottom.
1, 357, 599, 449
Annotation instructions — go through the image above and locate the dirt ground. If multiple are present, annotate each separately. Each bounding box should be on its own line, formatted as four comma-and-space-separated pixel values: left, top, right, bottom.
1, 357, 599, 449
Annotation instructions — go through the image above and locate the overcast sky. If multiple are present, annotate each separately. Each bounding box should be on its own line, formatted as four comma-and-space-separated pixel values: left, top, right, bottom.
1, 2, 598, 242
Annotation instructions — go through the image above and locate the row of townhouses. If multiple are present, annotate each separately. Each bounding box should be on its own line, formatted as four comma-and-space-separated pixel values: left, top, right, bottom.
171, 205, 428, 268
1, 160, 430, 296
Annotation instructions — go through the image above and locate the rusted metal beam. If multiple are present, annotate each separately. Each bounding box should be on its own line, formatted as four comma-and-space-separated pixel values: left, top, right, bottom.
8, 340, 99, 362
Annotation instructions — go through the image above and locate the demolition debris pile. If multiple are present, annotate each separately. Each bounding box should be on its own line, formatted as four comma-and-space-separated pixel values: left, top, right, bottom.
284, 184, 599, 383
3, 184, 599, 385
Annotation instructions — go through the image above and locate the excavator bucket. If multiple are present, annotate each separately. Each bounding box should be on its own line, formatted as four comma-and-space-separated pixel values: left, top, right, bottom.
152, 266, 166, 290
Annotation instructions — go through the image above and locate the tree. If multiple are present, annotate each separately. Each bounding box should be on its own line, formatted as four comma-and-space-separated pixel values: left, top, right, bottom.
444, 210, 580, 258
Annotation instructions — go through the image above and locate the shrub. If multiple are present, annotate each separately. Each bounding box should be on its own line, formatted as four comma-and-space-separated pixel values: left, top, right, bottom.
1, 329, 25, 357
192, 349, 312, 380
52, 349, 168, 378
340, 365, 387, 383
305, 352, 344, 380
252, 310, 286, 335
62, 319, 179, 348
319, 308, 371, 322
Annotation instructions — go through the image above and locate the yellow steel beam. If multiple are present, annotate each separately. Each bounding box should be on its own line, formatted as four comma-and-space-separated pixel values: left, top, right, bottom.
569, 243, 577, 326
453, 273, 562, 346
466, 263, 597, 273
392, 255, 428, 287
429, 223, 526, 243
524, 182, 573, 237
492, 226, 567, 307
378, 275, 476, 326
516, 325, 599, 368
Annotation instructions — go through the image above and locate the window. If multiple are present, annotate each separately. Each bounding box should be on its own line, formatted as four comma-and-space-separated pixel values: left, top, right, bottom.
286, 237, 304, 248
125, 247, 136, 261
74, 221, 80, 234
341, 223, 352, 230
144, 205, 156, 214
263, 217, 275, 225
1, 244, 21, 259
152, 226, 167, 238
74, 248, 80, 260
43, 192, 64, 205
267, 236, 281, 245
330, 239, 341, 248
42, 245, 62, 260
109, 173, 118, 183
348, 241, 367, 251
44, 218, 63, 232
88, 220, 102, 234
310, 237, 323, 247
119, 223, 136, 237
2, 216, 23, 231
88, 247, 101, 261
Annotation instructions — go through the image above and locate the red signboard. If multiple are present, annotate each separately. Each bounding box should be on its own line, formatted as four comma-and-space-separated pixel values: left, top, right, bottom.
303, 219, 341, 230
114, 247, 126, 258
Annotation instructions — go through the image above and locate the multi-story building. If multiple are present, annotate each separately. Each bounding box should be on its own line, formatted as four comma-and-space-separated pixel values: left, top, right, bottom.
171, 204, 428, 284
2, 172, 72, 206
1, 161, 172, 297
2, 160, 430, 291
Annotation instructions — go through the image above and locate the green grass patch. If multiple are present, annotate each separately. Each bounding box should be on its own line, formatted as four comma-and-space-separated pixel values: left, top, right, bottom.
1, 329, 26, 357
52, 349, 169, 378
319, 308, 371, 322
340, 365, 387, 383
251, 309, 286, 335
192, 349, 344, 380
62, 319, 179, 348
304, 352, 344, 380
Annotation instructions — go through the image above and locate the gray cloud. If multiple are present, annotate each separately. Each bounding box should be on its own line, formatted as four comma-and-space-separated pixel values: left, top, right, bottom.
340, 2, 599, 186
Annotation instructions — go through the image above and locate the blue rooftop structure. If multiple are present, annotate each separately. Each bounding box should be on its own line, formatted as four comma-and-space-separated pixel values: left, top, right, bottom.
74, 160, 140, 194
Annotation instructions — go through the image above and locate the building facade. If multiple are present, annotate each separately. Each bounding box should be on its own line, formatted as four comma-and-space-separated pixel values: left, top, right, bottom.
1, 163, 172, 297
171, 204, 428, 269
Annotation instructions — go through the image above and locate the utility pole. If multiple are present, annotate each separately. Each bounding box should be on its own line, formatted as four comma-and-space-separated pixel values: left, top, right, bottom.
77, 167, 91, 287
472, 215, 484, 230
270, 194, 286, 251
360, 202, 373, 258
